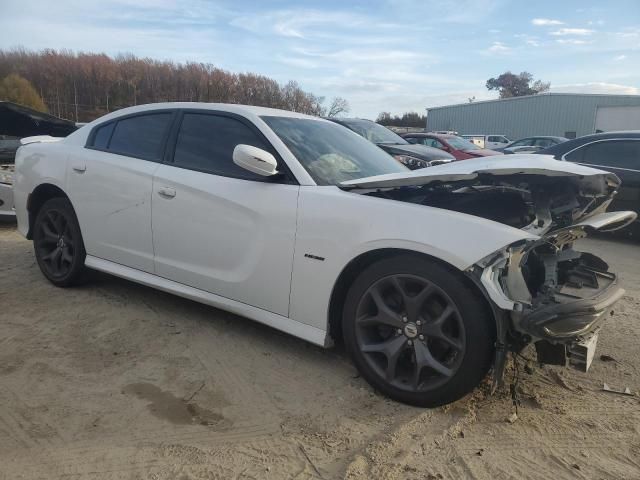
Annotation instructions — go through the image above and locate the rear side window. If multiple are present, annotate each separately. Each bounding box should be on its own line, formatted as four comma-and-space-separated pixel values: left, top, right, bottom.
569, 140, 640, 169
91, 122, 115, 149
108, 113, 172, 161
172, 113, 271, 180
534, 138, 554, 148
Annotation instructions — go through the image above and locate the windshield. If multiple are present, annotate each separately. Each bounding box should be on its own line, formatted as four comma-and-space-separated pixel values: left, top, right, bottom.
261, 116, 408, 186
338, 119, 408, 145
446, 136, 479, 150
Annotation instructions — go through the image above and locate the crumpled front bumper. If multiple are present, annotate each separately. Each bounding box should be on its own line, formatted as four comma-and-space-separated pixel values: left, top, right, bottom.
474, 211, 636, 372
518, 269, 624, 340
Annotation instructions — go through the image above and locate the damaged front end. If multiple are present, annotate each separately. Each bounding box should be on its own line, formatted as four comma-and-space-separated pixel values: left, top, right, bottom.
341, 155, 636, 384
476, 210, 634, 381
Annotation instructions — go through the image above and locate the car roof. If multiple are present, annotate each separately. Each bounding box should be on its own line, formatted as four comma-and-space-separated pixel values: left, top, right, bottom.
513, 136, 568, 141
327, 117, 375, 125
87, 102, 324, 125
404, 133, 462, 141
540, 131, 640, 156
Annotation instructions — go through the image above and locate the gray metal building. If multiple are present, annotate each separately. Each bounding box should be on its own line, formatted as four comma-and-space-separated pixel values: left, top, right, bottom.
426, 93, 640, 140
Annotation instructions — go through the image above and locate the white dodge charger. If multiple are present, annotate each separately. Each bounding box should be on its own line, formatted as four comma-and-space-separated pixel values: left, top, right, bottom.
13, 103, 636, 406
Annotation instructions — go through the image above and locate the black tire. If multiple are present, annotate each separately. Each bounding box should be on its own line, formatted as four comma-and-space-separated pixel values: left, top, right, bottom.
33, 197, 86, 287
342, 254, 495, 407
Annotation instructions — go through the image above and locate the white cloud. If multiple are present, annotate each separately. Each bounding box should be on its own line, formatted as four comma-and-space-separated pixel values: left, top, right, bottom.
551, 28, 595, 36
556, 39, 590, 45
485, 41, 511, 54
551, 82, 640, 95
526, 39, 540, 47
532, 18, 564, 26
613, 54, 627, 61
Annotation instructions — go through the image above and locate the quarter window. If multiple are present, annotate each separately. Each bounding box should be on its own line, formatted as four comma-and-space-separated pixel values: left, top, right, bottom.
108, 113, 172, 161
173, 113, 271, 180
569, 140, 640, 170
91, 122, 115, 149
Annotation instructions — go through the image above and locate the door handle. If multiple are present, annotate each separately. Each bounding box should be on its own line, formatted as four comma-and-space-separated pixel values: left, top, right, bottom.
72, 164, 86, 173
158, 186, 176, 198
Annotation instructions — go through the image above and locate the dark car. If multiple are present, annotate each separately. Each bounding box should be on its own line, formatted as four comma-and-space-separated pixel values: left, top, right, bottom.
401, 133, 502, 160
539, 131, 640, 219
500, 136, 568, 154
327, 118, 454, 169
0, 101, 77, 220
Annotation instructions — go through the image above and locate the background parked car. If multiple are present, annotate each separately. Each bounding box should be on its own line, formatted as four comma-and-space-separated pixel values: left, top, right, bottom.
499, 136, 568, 154
327, 118, 454, 169
461, 134, 510, 150
402, 133, 503, 160
539, 131, 640, 221
0, 101, 77, 220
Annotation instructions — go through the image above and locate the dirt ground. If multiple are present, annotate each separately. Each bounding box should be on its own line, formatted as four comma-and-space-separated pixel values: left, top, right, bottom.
1, 221, 639, 480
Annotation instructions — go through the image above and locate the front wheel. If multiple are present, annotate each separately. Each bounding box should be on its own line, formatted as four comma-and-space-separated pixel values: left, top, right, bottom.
342, 254, 495, 407
33, 197, 86, 287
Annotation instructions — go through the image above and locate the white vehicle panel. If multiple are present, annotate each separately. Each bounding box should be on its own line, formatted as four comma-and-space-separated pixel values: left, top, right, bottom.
68, 148, 158, 273
288, 186, 536, 331
151, 164, 299, 317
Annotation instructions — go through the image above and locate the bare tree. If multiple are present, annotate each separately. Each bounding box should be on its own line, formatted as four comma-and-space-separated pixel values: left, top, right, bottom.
0, 47, 344, 121
326, 97, 350, 117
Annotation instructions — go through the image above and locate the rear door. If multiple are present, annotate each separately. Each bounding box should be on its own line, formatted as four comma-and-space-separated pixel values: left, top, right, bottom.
565, 139, 640, 213
69, 111, 174, 272
151, 111, 299, 316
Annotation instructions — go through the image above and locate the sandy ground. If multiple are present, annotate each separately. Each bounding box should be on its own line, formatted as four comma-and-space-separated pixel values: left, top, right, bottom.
0, 221, 639, 480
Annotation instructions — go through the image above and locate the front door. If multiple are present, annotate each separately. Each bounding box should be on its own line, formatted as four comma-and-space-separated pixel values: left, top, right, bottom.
151, 111, 299, 316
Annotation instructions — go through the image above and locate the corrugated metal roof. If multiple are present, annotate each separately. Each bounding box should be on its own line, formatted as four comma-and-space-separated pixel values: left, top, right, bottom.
426, 93, 640, 111
425, 94, 640, 139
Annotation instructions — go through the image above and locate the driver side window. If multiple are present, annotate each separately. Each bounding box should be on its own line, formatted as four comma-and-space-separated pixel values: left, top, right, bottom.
172, 113, 274, 181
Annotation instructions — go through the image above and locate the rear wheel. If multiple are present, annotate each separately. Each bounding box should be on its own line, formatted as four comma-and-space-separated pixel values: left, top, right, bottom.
33, 197, 86, 287
343, 254, 494, 407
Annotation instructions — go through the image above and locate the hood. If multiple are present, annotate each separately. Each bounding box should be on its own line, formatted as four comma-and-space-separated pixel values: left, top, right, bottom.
341, 154, 624, 236
341, 154, 619, 190
464, 148, 502, 157
378, 143, 455, 161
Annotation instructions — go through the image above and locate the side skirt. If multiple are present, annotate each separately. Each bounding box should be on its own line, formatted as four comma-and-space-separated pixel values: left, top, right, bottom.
85, 255, 328, 347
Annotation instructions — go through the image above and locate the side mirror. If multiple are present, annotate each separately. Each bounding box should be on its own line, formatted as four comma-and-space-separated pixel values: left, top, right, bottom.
233, 144, 279, 177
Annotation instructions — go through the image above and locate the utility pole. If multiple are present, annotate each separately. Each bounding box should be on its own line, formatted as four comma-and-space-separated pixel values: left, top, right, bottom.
73, 80, 79, 123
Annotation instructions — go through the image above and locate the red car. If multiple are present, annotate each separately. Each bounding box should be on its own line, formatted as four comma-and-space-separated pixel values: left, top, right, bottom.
402, 133, 503, 160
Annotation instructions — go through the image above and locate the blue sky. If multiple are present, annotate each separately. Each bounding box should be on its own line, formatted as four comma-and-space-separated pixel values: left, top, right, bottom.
1, 0, 638, 118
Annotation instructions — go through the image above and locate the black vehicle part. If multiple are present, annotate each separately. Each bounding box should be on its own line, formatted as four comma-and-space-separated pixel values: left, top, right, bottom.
33, 197, 86, 287
342, 254, 495, 407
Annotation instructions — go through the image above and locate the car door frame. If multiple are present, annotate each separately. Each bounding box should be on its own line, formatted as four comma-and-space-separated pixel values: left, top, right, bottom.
161, 108, 299, 184
151, 107, 301, 316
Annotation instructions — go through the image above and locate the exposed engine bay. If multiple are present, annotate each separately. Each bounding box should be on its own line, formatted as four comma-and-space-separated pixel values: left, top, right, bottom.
345, 163, 636, 384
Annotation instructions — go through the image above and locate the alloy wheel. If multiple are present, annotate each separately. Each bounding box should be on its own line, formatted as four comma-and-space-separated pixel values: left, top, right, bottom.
354, 274, 466, 392
35, 209, 76, 278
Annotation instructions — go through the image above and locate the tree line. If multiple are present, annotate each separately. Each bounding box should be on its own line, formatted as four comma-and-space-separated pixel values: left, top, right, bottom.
376, 111, 426, 127
0, 48, 349, 122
